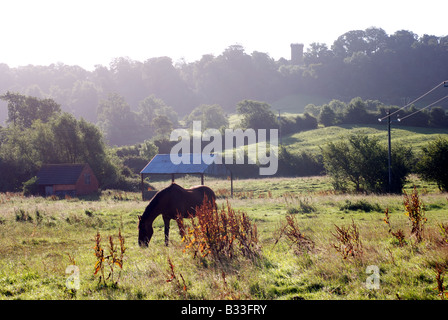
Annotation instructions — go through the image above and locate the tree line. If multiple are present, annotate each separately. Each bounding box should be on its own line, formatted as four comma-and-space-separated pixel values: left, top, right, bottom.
1, 27, 447, 127
1, 92, 447, 194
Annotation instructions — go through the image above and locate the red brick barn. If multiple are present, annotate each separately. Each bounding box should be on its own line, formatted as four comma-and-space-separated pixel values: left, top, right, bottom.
36, 163, 99, 197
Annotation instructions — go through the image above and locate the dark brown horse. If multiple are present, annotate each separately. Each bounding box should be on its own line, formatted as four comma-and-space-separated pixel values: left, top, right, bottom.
138, 183, 216, 247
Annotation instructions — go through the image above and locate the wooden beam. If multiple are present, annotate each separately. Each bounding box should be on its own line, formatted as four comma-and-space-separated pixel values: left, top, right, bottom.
230, 172, 233, 198
141, 174, 144, 200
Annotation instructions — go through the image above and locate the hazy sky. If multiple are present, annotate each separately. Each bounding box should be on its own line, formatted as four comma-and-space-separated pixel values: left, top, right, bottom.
1, 0, 446, 70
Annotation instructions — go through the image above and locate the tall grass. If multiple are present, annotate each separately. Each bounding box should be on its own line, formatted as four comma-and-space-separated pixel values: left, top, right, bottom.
1, 176, 448, 300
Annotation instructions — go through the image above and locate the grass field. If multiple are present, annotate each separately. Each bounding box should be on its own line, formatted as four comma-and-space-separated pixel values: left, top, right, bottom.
282, 124, 448, 155
1, 175, 448, 300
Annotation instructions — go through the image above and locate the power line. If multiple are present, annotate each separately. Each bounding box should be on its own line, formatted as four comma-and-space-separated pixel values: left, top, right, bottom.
377, 80, 448, 193
398, 95, 448, 122
378, 80, 448, 121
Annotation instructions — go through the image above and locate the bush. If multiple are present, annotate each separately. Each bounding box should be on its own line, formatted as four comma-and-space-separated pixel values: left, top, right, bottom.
277, 147, 324, 177
417, 136, 448, 191
181, 199, 259, 262
339, 199, 382, 212
22, 176, 39, 196
274, 214, 315, 255
321, 133, 413, 193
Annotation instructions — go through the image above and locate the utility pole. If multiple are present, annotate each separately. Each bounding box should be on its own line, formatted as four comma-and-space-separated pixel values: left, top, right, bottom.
387, 110, 392, 193
379, 109, 393, 193
378, 80, 448, 193
278, 110, 282, 146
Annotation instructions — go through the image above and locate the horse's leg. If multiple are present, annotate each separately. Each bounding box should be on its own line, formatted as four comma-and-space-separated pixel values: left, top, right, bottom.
163, 216, 170, 246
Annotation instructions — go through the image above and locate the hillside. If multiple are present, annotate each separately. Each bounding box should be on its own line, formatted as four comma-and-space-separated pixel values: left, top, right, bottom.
282, 124, 448, 155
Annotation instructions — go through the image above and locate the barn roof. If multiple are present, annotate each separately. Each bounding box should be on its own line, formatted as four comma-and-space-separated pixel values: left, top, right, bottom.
36, 164, 87, 185
140, 154, 230, 176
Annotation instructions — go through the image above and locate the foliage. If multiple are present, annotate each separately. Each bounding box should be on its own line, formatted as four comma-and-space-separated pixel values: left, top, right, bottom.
236, 100, 277, 130
0, 91, 61, 128
0, 105, 124, 191
339, 199, 382, 212
184, 104, 228, 130
138, 140, 159, 161
318, 105, 337, 127
22, 176, 39, 196
279, 113, 317, 134
277, 147, 324, 177
417, 136, 448, 191
321, 133, 413, 193
1, 28, 448, 129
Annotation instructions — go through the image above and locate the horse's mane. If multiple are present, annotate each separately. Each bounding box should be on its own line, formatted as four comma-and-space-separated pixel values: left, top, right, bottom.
141, 183, 183, 220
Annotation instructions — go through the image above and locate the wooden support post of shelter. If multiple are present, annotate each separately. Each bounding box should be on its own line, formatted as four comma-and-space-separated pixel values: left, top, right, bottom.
140, 154, 233, 201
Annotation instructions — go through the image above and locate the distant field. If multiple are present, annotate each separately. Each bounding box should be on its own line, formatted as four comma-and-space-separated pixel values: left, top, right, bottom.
282, 124, 448, 155
1, 175, 448, 300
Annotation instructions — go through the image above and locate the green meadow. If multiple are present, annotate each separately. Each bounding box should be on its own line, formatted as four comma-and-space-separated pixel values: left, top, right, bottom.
1, 174, 448, 300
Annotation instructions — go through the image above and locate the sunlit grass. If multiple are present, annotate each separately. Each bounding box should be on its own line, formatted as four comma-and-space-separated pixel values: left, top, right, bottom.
283, 124, 448, 155
1, 175, 448, 299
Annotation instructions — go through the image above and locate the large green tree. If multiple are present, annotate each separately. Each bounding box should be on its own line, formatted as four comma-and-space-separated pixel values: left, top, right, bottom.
0, 110, 120, 191
236, 100, 277, 130
0, 92, 61, 128
185, 104, 228, 130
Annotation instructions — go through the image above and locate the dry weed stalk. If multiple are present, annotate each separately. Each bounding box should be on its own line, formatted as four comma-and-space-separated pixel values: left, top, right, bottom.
438, 223, 448, 246
166, 257, 188, 298
434, 263, 448, 300
332, 219, 363, 260
181, 199, 259, 262
274, 214, 315, 255
93, 229, 126, 286
403, 186, 427, 243
383, 207, 406, 247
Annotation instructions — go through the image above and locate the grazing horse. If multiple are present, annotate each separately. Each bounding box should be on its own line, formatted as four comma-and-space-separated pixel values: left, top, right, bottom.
138, 183, 216, 247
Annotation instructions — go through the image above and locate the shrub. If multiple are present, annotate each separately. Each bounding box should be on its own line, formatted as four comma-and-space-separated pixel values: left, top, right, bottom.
332, 219, 363, 260
274, 214, 315, 255
22, 176, 40, 196
339, 199, 382, 212
417, 136, 448, 191
277, 147, 324, 177
322, 133, 413, 193
15, 209, 33, 223
285, 196, 316, 214
403, 186, 427, 243
181, 199, 259, 262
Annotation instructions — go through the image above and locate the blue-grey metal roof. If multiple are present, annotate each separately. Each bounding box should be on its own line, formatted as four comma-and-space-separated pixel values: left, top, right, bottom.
140, 154, 230, 176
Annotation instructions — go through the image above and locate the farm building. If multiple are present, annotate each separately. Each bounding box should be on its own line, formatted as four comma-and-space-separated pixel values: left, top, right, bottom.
140, 153, 232, 200
36, 163, 99, 197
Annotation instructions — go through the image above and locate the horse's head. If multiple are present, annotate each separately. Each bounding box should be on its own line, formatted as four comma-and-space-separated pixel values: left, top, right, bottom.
138, 215, 153, 247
